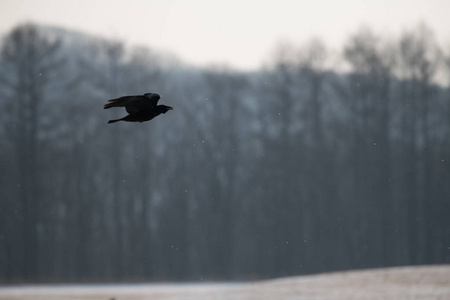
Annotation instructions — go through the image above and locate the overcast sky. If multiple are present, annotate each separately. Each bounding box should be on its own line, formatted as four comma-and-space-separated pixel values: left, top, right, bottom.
1, 0, 449, 70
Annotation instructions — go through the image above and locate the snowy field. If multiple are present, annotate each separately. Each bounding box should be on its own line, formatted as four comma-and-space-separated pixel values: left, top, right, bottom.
1, 265, 449, 300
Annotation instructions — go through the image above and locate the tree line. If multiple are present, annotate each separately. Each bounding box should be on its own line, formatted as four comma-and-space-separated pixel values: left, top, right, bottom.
0, 23, 449, 282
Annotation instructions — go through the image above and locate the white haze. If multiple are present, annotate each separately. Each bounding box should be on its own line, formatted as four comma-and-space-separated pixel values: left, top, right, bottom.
1, 0, 450, 70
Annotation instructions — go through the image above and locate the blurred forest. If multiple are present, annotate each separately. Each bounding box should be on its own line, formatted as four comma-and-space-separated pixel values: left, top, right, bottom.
0, 23, 449, 282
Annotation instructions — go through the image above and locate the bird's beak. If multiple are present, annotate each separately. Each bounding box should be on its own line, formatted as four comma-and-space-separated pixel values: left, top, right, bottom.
168, 106, 173, 110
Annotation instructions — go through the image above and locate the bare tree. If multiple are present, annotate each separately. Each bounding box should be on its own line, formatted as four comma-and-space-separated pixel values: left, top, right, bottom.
123, 47, 163, 279
395, 23, 441, 264
0, 23, 61, 280
340, 27, 396, 266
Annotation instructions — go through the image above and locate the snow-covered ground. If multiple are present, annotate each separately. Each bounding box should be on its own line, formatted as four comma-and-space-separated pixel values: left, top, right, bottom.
1, 265, 449, 300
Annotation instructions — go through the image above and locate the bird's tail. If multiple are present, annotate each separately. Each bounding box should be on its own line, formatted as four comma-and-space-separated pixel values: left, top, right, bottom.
104, 103, 115, 109
104, 98, 125, 109
107, 118, 122, 124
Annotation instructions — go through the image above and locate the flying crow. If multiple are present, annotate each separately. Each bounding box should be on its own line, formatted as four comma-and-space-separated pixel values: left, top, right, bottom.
104, 93, 173, 124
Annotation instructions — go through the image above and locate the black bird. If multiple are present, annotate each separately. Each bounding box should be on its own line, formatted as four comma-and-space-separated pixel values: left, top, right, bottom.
104, 93, 173, 124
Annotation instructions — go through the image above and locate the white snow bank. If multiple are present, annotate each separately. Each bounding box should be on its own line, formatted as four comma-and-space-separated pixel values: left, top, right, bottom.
1, 265, 449, 300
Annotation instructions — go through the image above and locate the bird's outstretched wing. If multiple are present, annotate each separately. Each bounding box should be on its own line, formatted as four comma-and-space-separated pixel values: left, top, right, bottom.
104, 95, 155, 114
144, 93, 161, 107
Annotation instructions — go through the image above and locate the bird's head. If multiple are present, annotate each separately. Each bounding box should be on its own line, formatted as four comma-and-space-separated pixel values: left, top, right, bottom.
159, 105, 173, 114
144, 93, 160, 100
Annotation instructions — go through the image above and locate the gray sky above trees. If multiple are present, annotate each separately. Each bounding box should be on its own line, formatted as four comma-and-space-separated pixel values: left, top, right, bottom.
1, 0, 449, 70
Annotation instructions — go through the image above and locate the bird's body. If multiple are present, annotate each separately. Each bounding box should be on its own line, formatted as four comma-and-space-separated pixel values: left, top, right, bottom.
104, 93, 173, 124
